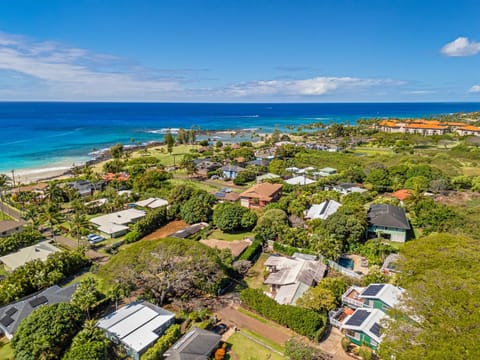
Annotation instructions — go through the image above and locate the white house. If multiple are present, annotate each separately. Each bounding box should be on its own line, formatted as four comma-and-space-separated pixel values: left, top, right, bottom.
0, 241, 61, 271
134, 197, 169, 209
90, 208, 146, 238
305, 200, 341, 220
97, 301, 175, 360
285, 176, 315, 186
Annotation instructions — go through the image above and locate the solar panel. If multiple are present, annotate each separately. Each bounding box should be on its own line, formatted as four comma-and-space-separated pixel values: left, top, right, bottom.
5, 307, 17, 316
370, 323, 382, 337
362, 284, 384, 297
345, 310, 370, 326
0, 316, 14, 327
29, 296, 48, 308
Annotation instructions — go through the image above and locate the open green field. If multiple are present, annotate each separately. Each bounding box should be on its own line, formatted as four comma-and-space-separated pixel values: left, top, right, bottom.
169, 177, 219, 193
208, 229, 254, 241
227, 332, 285, 360
244, 253, 269, 291
0, 338, 14, 360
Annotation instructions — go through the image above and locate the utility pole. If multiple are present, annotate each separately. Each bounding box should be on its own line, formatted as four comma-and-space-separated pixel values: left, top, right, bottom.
11, 170, 16, 190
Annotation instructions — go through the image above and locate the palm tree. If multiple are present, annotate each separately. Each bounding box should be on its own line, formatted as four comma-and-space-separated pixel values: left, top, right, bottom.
0, 174, 11, 220
23, 206, 40, 226
44, 183, 64, 204
39, 203, 63, 241
69, 212, 92, 247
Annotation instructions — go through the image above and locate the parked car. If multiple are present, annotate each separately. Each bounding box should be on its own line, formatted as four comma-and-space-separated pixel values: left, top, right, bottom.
211, 323, 228, 335
88, 234, 105, 244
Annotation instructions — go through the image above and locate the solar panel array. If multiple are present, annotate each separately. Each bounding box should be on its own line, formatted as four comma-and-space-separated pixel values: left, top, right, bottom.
362, 284, 384, 297
29, 296, 48, 308
345, 309, 370, 326
0, 316, 14, 327
5, 307, 17, 316
370, 323, 382, 337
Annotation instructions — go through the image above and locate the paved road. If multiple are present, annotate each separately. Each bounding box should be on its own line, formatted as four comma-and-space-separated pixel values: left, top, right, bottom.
0, 201, 24, 221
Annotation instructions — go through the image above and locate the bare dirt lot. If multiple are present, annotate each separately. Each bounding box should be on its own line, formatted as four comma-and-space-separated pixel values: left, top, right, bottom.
200, 239, 251, 258
141, 220, 188, 240
435, 191, 480, 206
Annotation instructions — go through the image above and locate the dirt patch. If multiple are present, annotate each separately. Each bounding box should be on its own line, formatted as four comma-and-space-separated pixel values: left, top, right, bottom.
200, 239, 251, 258
141, 220, 188, 240
435, 191, 480, 206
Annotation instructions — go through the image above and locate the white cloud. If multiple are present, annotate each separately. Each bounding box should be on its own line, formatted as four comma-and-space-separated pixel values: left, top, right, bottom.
441, 37, 480, 57
402, 90, 436, 95
224, 77, 401, 97
469, 85, 480, 93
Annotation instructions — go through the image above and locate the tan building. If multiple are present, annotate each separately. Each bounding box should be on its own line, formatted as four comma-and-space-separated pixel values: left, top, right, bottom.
239, 183, 282, 209
0, 220, 24, 238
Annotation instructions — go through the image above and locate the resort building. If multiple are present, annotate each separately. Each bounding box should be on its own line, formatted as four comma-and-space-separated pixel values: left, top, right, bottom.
0, 241, 61, 271
305, 200, 341, 220
263, 253, 326, 305
377, 119, 480, 136
97, 301, 175, 360
164, 327, 221, 360
367, 204, 411, 242
90, 208, 146, 238
239, 183, 283, 209
0, 284, 77, 339
0, 220, 24, 238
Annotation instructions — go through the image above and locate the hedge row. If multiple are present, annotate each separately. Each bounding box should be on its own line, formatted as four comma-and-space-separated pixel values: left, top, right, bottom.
239, 239, 262, 261
0, 227, 43, 256
240, 288, 327, 340
125, 207, 170, 243
273, 242, 316, 257
141, 324, 181, 360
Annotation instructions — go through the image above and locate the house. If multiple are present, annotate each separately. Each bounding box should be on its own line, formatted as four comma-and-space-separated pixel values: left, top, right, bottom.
341, 308, 386, 350
256, 173, 280, 183
332, 183, 367, 195
391, 189, 413, 204
164, 327, 221, 360
0, 284, 77, 339
134, 197, 169, 209
90, 208, 146, 238
102, 172, 130, 182
221, 165, 244, 180
315, 167, 337, 177
246, 159, 270, 167
305, 200, 341, 220
296, 166, 315, 174
381, 253, 401, 275
194, 159, 222, 177
0, 241, 61, 271
97, 301, 175, 360
239, 183, 283, 209
255, 147, 276, 160
213, 191, 240, 203
169, 222, 209, 239
367, 204, 411, 242
69, 180, 93, 197
285, 176, 315, 186
341, 283, 405, 312
0, 220, 24, 237
264, 254, 327, 305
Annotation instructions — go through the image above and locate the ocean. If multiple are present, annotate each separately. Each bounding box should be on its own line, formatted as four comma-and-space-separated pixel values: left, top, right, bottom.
1, 102, 480, 173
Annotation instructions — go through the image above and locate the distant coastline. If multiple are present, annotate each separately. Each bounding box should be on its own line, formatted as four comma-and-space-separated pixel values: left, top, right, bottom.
1, 102, 480, 180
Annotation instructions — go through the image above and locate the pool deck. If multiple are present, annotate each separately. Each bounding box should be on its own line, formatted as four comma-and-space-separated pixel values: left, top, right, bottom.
344, 254, 369, 275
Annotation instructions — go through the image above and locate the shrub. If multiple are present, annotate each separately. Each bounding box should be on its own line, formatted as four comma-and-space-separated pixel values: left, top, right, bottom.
240, 288, 327, 340
0, 227, 43, 256
239, 239, 262, 261
125, 207, 170, 243
141, 324, 181, 360
341, 336, 351, 352
359, 345, 373, 360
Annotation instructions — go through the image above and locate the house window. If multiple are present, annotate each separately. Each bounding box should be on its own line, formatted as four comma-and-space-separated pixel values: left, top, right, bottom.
346, 330, 361, 340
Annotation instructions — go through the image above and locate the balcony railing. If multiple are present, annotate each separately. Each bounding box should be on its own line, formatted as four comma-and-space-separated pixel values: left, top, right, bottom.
342, 295, 364, 308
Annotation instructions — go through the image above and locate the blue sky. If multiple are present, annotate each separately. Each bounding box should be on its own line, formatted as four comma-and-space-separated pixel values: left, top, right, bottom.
0, 0, 479, 102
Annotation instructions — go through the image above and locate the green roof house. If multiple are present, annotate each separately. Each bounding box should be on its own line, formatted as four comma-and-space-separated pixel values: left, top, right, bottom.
342, 283, 405, 313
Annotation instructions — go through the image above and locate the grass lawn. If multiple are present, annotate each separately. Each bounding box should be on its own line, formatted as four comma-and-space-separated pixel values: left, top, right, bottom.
227, 332, 285, 360
0, 212, 13, 221
0, 337, 14, 360
208, 229, 254, 241
169, 177, 219, 193
245, 253, 269, 290
462, 166, 480, 176
0, 264, 8, 277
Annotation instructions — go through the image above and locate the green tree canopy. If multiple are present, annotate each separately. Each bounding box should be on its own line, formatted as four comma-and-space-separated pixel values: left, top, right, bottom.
12, 303, 84, 360
380, 233, 480, 360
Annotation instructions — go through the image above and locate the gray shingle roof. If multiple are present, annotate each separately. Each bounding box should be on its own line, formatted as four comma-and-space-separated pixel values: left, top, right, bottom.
367, 204, 411, 230
0, 284, 77, 338
164, 327, 221, 359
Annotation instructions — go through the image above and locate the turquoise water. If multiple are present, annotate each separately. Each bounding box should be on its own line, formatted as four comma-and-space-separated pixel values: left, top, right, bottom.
338, 257, 354, 269
1, 102, 479, 172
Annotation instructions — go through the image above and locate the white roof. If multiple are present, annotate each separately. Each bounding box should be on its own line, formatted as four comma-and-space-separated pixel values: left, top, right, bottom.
361, 283, 405, 308
256, 173, 280, 181
285, 176, 315, 186
0, 241, 61, 271
285, 167, 299, 172
135, 197, 169, 209
118, 190, 132, 196
341, 308, 386, 343
98, 223, 129, 235
306, 200, 341, 220
97, 301, 175, 353
85, 198, 108, 207
90, 208, 146, 227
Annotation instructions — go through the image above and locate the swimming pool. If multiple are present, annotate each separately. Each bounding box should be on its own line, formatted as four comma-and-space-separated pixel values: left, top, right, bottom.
338, 257, 354, 270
